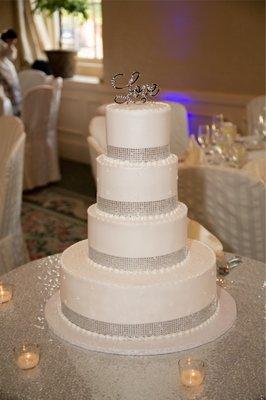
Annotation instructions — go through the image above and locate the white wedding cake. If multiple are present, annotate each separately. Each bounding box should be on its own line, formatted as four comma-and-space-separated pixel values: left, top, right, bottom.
46, 100, 236, 355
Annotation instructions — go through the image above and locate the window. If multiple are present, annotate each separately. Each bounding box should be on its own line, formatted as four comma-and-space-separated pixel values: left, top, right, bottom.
60, 0, 103, 77
61, 0, 103, 61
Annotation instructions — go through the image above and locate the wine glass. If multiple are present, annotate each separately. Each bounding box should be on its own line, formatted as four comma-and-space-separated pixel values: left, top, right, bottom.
197, 125, 211, 151
227, 143, 247, 168
256, 107, 266, 140
212, 114, 224, 131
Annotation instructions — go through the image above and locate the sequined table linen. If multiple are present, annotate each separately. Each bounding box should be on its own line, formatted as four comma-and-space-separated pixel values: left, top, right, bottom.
0, 254, 264, 400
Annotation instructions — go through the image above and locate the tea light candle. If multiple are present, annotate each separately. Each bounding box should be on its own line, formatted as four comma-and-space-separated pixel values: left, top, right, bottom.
180, 368, 204, 387
0, 283, 13, 304
14, 344, 40, 370
178, 358, 205, 388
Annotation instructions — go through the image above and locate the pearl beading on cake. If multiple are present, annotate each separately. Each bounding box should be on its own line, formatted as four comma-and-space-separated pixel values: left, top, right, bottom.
97, 196, 178, 216
61, 297, 218, 338
107, 144, 170, 162
89, 246, 187, 271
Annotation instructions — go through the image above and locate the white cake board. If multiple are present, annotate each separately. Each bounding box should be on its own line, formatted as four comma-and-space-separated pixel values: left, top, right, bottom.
45, 288, 236, 356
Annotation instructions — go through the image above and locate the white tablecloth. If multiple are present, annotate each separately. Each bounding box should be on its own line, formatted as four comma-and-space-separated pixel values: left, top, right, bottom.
0, 254, 264, 399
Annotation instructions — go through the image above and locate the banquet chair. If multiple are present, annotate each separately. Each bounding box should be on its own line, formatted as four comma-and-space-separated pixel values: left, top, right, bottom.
18, 69, 51, 97
166, 102, 190, 157
22, 83, 61, 190
246, 95, 266, 136
0, 85, 13, 116
87, 116, 106, 180
0, 116, 29, 273
178, 165, 266, 262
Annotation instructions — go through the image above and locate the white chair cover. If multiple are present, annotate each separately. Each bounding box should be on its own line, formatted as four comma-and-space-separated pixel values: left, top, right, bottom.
22, 84, 61, 190
166, 101, 190, 156
178, 165, 266, 262
246, 95, 266, 136
18, 69, 51, 97
87, 116, 106, 180
0, 90, 13, 116
0, 116, 29, 273
182, 137, 207, 166
48, 77, 63, 181
87, 136, 105, 180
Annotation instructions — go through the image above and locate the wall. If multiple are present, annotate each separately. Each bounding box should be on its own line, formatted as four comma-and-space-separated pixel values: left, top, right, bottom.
102, 0, 265, 96
0, 0, 264, 164
0, 0, 16, 33
58, 0, 264, 164
58, 78, 253, 164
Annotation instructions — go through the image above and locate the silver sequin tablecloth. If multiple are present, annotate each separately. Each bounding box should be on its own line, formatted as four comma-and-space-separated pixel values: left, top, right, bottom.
0, 254, 264, 400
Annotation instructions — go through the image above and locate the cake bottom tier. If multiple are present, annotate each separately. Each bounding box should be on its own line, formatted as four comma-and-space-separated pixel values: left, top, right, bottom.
59, 239, 217, 338
45, 288, 236, 355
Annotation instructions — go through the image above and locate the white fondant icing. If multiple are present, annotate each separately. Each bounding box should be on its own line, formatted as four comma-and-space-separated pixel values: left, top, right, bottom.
46, 288, 237, 355
51, 100, 222, 348
106, 102, 171, 149
87, 203, 187, 258
60, 240, 217, 325
97, 154, 178, 202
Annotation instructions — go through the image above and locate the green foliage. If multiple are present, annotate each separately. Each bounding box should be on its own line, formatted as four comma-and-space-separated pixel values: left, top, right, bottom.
33, 0, 89, 20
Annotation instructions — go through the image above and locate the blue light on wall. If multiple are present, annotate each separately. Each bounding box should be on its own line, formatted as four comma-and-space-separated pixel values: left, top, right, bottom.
159, 91, 195, 135
159, 91, 194, 104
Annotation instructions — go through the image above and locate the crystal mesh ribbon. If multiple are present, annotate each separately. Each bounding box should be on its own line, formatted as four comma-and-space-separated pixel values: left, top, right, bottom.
89, 247, 187, 271
107, 144, 170, 162
61, 298, 218, 338
97, 196, 178, 216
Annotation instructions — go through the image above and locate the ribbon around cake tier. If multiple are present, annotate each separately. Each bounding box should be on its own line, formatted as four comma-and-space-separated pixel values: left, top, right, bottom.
61, 297, 218, 338
89, 246, 188, 271
107, 144, 170, 162
97, 196, 178, 216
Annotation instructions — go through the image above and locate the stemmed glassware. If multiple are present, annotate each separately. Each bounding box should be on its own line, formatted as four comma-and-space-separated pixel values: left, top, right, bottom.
211, 114, 224, 132
255, 107, 266, 140
196, 115, 248, 168
197, 125, 211, 152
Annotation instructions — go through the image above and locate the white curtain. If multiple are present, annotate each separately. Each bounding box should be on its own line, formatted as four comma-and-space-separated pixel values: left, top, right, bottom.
16, 0, 58, 66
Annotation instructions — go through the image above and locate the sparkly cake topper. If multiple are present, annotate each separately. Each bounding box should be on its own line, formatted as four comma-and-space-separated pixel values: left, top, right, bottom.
111, 71, 159, 104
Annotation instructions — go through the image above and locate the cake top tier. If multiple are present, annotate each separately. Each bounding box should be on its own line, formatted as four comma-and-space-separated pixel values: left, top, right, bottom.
106, 102, 171, 153
108, 102, 169, 112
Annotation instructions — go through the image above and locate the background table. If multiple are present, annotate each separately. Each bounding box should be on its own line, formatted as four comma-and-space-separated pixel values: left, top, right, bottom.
0, 254, 264, 400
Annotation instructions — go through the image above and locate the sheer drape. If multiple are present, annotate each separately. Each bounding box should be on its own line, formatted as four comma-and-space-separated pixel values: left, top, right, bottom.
15, 0, 57, 66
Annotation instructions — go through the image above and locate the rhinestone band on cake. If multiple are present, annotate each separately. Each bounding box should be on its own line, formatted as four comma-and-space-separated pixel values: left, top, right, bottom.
89, 246, 188, 271
107, 145, 170, 162
61, 297, 218, 338
97, 196, 178, 216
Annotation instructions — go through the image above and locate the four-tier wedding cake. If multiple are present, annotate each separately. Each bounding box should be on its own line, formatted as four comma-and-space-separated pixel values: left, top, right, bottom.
46, 93, 236, 355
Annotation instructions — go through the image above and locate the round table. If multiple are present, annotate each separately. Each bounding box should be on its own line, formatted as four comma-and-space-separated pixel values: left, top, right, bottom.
0, 254, 264, 400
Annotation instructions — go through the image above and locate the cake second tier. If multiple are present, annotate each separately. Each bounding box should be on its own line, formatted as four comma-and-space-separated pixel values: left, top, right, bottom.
97, 153, 178, 216
88, 203, 187, 272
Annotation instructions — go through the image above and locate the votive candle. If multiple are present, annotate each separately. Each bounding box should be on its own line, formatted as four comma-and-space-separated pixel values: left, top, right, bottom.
14, 344, 40, 370
0, 283, 13, 304
179, 358, 205, 387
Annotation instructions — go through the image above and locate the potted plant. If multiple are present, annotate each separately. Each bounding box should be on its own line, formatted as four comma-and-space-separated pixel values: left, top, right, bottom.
34, 0, 89, 78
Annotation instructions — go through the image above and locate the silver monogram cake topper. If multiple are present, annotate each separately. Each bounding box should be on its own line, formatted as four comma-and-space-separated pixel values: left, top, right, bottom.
111, 71, 159, 104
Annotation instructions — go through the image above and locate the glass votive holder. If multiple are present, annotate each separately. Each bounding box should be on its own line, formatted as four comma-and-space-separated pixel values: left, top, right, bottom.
178, 358, 205, 387
14, 344, 40, 370
0, 282, 13, 304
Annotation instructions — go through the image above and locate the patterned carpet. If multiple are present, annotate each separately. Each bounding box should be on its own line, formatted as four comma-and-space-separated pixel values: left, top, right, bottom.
22, 187, 95, 260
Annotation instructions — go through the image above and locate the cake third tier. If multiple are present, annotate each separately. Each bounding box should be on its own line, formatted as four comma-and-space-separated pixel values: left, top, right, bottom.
88, 203, 188, 272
